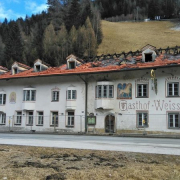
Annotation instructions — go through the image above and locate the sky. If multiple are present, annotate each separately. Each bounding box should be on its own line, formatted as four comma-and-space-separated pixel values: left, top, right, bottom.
0, 0, 48, 22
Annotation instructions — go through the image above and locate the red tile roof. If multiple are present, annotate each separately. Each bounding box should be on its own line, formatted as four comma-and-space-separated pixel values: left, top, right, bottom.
0, 54, 180, 80
12, 62, 31, 70
0, 66, 8, 72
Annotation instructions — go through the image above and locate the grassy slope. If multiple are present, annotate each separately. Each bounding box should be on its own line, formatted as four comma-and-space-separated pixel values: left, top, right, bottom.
98, 20, 180, 55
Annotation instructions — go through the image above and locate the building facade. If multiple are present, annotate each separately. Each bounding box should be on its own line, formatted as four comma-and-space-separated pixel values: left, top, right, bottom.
0, 46, 180, 134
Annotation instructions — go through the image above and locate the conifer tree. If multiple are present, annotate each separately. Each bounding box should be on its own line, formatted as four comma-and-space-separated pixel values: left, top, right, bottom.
65, 0, 80, 31
85, 17, 97, 57
0, 35, 5, 65
42, 23, 57, 65
56, 23, 68, 65
77, 25, 87, 57
4, 21, 24, 68
69, 25, 78, 54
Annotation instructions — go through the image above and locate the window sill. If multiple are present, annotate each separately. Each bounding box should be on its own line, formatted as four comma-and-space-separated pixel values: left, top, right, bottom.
26, 124, 33, 126
23, 101, 36, 103
0, 124, 5, 125
51, 101, 59, 102
36, 125, 43, 126
14, 124, 21, 126
50, 125, 58, 127
168, 127, 180, 129
136, 97, 149, 98
166, 96, 180, 98
66, 126, 74, 128
95, 98, 114, 100
137, 126, 149, 128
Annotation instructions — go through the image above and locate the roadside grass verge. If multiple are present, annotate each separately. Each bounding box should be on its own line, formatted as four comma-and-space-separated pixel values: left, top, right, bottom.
0, 145, 180, 180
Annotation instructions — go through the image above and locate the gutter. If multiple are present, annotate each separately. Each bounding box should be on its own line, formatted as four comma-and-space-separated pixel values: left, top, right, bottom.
1, 63, 180, 81
78, 75, 88, 133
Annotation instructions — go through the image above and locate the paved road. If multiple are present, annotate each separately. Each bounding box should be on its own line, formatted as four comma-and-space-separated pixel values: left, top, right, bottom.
0, 134, 180, 155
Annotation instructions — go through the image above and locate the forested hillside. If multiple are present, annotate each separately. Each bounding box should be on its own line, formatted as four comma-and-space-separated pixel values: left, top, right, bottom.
0, 0, 180, 68
0, 0, 102, 68
95, 0, 180, 20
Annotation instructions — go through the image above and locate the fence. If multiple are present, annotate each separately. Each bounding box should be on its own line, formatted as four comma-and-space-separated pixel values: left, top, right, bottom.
0, 113, 177, 133
1, 115, 85, 133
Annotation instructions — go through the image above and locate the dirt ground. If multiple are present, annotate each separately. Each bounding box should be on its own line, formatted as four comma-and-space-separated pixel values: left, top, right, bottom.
0, 145, 180, 180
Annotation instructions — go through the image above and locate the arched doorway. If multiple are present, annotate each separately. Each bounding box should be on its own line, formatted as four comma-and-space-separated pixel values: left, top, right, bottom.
105, 114, 115, 133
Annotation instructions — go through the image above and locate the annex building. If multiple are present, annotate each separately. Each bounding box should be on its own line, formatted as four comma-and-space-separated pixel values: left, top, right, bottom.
0, 44, 180, 134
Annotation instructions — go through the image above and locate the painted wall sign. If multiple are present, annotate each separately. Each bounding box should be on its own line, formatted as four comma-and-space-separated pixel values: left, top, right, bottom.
119, 100, 180, 111
117, 83, 132, 99
9, 92, 16, 104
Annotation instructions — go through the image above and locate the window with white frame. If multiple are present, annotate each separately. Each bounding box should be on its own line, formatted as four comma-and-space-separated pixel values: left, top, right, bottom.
0, 93, 6, 105
52, 91, 59, 101
96, 85, 114, 98
23, 89, 36, 101
67, 90, 76, 100
167, 83, 179, 97
168, 113, 179, 128
137, 112, 148, 128
137, 84, 148, 98
0, 113, 6, 125
51, 112, 58, 126
27, 111, 33, 125
15, 112, 22, 125
67, 111, 74, 127
37, 111, 43, 125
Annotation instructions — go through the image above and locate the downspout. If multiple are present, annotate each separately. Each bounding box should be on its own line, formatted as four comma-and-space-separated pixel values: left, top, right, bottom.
78, 75, 88, 133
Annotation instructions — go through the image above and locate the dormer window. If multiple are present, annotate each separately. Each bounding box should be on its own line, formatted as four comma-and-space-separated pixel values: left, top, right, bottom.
14, 67, 18, 74
34, 59, 50, 72
145, 53, 153, 62
11, 62, 31, 75
66, 54, 82, 70
35, 65, 41, 72
141, 44, 157, 63
0, 66, 8, 74
69, 61, 75, 69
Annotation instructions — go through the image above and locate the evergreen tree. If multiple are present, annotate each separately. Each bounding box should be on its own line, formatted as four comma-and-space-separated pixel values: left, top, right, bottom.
65, 0, 80, 31
77, 25, 87, 57
56, 23, 68, 65
85, 17, 97, 57
69, 25, 78, 54
0, 35, 5, 65
42, 23, 57, 65
4, 21, 24, 68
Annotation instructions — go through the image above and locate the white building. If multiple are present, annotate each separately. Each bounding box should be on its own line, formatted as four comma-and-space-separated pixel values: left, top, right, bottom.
1, 45, 180, 134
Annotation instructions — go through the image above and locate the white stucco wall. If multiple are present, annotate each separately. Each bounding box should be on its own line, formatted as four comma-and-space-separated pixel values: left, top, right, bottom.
0, 75, 85, 132
87, 66, 180, 133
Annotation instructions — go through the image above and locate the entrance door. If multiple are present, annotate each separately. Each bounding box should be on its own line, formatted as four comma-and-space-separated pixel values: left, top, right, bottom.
105, 115, 115, 133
